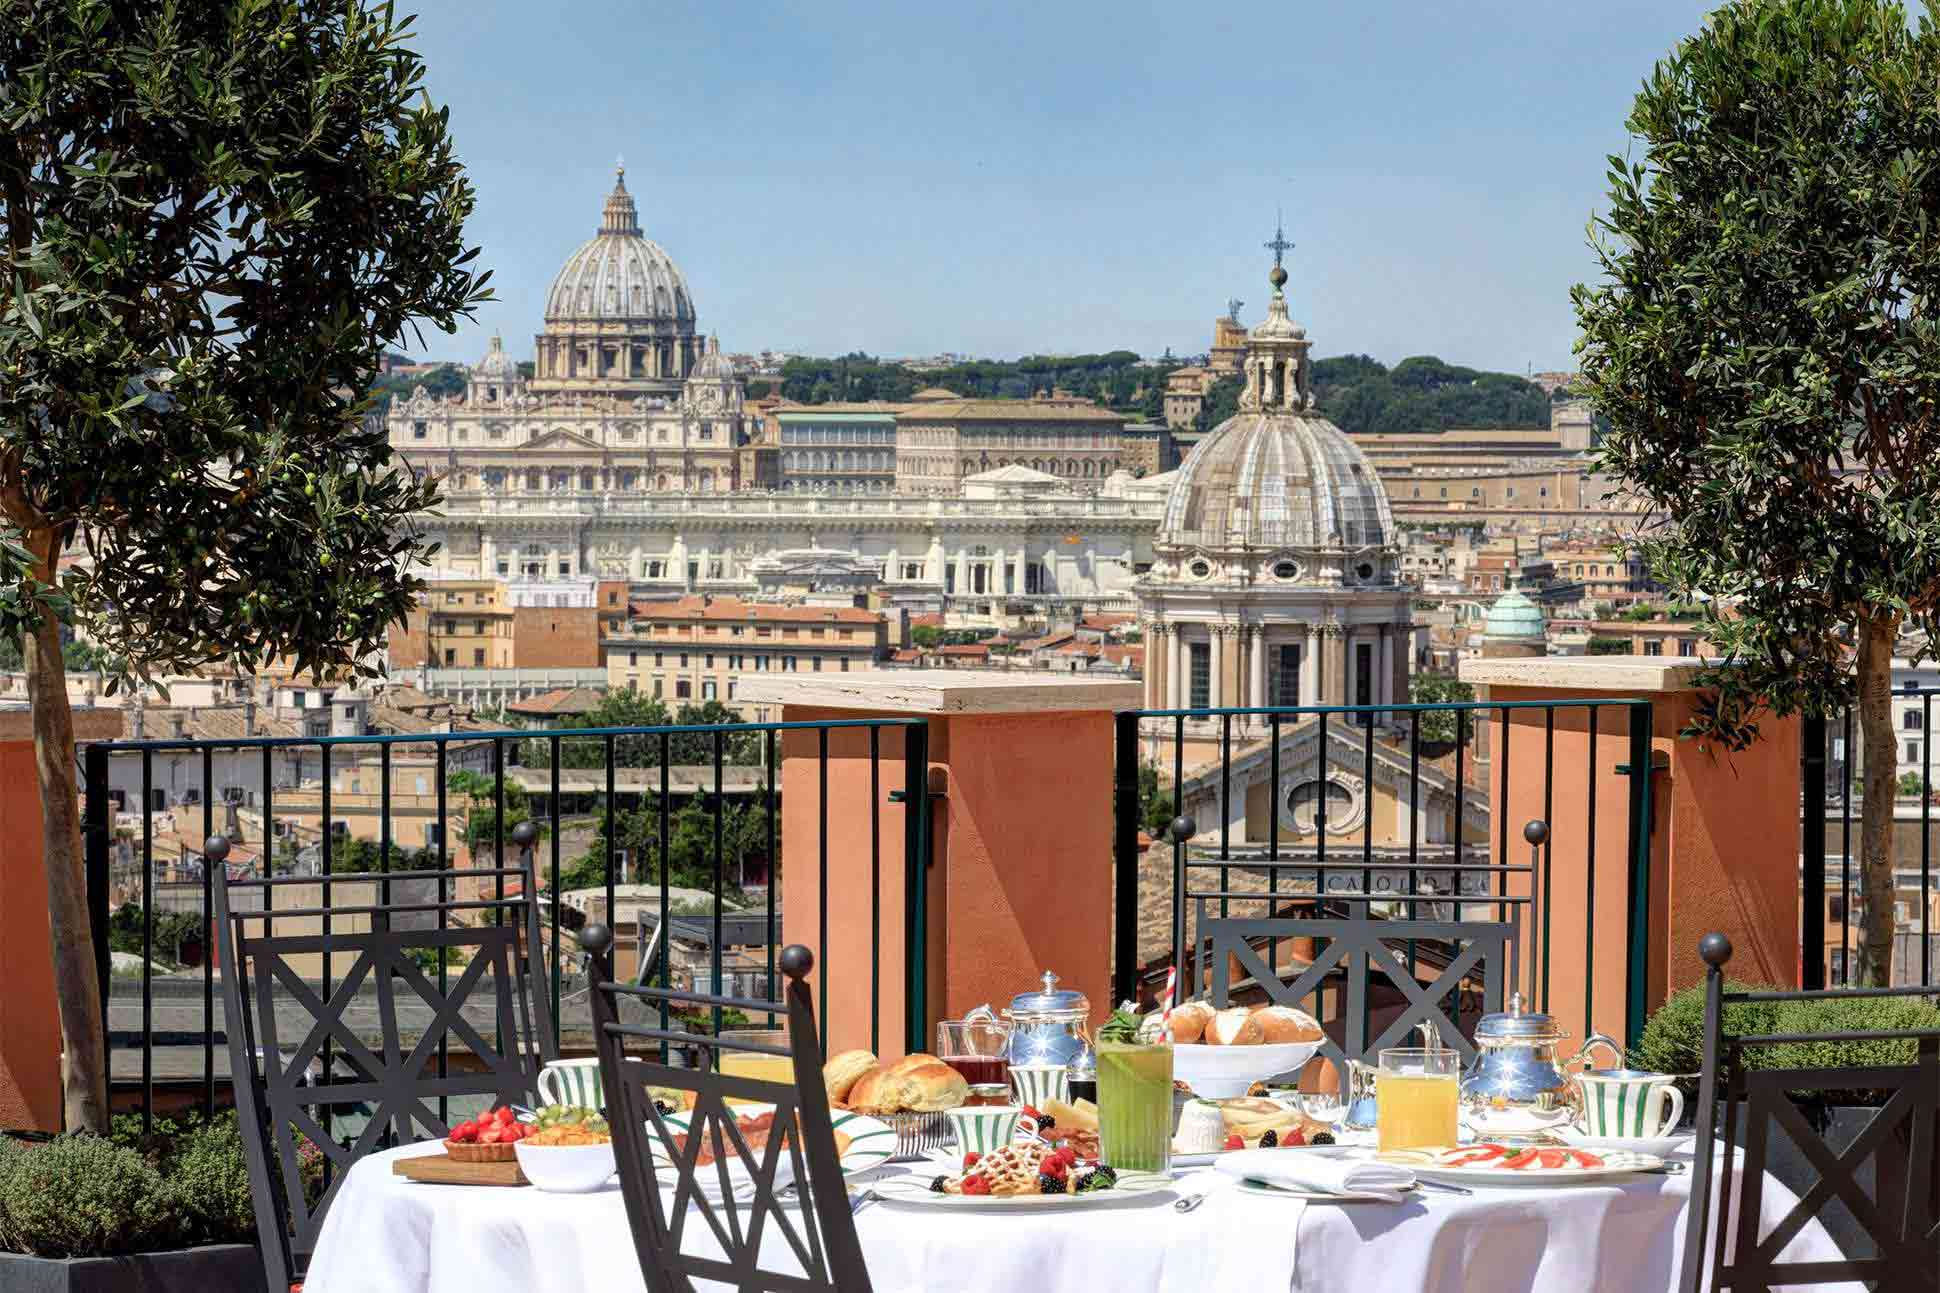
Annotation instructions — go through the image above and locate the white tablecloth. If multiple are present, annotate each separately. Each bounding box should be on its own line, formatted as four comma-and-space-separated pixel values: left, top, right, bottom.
304, 1143, 1860, 1293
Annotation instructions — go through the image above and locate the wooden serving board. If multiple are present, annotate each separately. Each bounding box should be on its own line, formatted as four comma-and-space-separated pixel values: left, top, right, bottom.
392, 1152, 528, 1187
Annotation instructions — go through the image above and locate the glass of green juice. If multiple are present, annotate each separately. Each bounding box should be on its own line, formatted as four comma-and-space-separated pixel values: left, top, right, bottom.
1096, 1040, 1173, 1173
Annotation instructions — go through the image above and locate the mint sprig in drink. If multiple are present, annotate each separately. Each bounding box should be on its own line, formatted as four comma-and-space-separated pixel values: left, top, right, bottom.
1097, 1029, 1172, 1173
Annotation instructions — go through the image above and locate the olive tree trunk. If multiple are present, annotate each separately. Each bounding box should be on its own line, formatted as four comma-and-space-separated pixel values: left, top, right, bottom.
20, 523, 106, 1132
1856, 611, 1901, 987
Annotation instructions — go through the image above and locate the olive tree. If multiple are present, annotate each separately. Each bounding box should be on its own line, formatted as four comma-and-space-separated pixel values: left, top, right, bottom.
1574, 0, 1940, 984
0, 0, 486, 1129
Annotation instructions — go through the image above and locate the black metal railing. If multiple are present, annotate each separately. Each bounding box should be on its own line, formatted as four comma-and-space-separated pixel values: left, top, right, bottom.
1802, 690, 1940, 990
81, 716, 930, 1128
1111, 698, 1657, 1047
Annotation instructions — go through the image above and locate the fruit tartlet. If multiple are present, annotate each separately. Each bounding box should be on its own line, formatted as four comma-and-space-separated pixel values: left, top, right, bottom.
445, 1105, 530, 1162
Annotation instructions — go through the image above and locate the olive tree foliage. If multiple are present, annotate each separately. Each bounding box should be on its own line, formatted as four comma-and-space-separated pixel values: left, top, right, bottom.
0, 0, 487, 1129
1572, 0, 1940, 984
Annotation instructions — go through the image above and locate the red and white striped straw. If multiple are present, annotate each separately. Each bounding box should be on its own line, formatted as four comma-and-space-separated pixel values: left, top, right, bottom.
1159, 966, 1178, 1042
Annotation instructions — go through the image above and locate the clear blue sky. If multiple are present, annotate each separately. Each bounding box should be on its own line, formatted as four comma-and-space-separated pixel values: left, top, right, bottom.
402, 0, 1712, 373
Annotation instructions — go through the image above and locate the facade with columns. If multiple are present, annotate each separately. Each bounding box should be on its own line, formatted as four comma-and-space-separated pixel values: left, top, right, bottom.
388, 167, 749, 498
1136, 253, 1414, 726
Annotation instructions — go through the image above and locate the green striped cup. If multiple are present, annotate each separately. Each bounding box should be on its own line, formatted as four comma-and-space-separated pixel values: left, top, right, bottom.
945, 1105, 1039, 1155
1574, 1069, 1684, 1139
1008, 1063, 1069, 1110
537, 1058, 604, 1111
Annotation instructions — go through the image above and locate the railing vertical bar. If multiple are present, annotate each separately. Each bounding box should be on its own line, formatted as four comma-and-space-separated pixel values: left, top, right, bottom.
1924, 695, 1933, 987
818, 727, 830, 1052
84, 744, 111, 1084
1219, 714, 1231, 920
902, 719, 932, 1056
433, 739, 447, 1119
711, 728, 724, 1038
380, 741, 393, 910
1841, 707, 1853, 986
1268, 712, 1281, 974
1407, 710, 1420, 944
1316, 711, 1329, 879
765, 729, 777, 1018
1172, 713, 1186, 999
1625, 702, 1654, 1048
1496, 707, 1510, 927
201, 743, 214, 1117
492, 738, 508, 935
548, 735, 561, 1047
602, 734, 615, 943
1542, 707, 1555, 1012
321, 742, 335, 1139
658, 732, 671, 1056
141, 748, 154, 1135
1112, 711, 1140, 1006
1585, 707, 1599, 1037
869, 724, 881, 1055
1799, 712, 1827, 992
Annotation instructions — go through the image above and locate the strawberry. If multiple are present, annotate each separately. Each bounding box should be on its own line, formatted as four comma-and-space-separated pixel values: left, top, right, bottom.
962, 1175, 991, 1197
962, 1151, 981, 1168
1284, 1127, 1306, 1147
1224, 1134, 1245, 1151
480, 1126, 501, 1144
495, 1107, 516, 1126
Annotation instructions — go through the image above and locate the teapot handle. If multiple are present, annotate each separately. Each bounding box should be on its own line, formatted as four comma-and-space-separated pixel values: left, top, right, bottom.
1567, 1032, 1625, 1073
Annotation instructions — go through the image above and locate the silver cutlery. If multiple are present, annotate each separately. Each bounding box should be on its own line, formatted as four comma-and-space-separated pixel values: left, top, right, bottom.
849, 1187, 881, 1216
1411, 1178, 1473, 1196
1174, 1191, 1213, 1213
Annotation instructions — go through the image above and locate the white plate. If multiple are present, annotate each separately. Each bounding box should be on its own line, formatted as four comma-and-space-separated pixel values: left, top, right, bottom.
1403, 1147, 1666, 1186
1235, 1177, 1418, 1203
1554, 1128, 1693, 1159
650, 1104, 897, 1183
874, 1168, 1174, 1210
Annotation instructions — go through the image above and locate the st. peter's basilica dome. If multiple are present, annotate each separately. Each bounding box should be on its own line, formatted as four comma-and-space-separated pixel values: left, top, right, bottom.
543, 165, 695, 324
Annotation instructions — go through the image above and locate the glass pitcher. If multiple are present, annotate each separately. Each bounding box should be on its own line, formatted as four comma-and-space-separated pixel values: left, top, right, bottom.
1294, 1058, 1379, 1134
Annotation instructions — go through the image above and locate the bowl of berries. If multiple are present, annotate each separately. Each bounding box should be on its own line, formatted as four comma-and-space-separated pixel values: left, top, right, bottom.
445, 1106, 532, 1163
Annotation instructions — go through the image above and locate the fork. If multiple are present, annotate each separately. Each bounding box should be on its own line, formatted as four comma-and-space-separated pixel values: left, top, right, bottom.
849, 1187, 881, 1216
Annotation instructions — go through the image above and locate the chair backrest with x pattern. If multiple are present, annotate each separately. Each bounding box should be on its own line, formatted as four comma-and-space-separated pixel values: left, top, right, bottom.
1202, 914, 1510, 1075
1679, 932, 1940, 1293
581, 924, 872, 1293
209, 835, 557, 1293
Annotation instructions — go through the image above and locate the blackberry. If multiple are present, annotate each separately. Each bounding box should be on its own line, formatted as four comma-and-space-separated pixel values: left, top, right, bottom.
1036, 1114, 1056, 1133
1036, 1173, 1067, 1195
1310, 1132, 1336, 1146
1090, 1164, 1119, 1187
1076, 1168, 1114, 1193
929, 1175, 950, 1194
1259, 1129, 1278, 1148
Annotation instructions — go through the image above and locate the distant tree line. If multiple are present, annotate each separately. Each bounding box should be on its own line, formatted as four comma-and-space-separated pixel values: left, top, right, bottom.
775, 352, 1177, 421
1310, 355, 1551, 438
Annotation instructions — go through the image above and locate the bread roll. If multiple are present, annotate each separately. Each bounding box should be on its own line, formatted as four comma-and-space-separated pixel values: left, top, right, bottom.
822, 1049, 877, 1107
1254, 1005, 1324, 1044
846, 1068, 887, 1113
1168, 1001, 1216, 1044
1206, 1007, 1264, 1046
876, 1059, 968, 1112
888, 1051, 945, 1076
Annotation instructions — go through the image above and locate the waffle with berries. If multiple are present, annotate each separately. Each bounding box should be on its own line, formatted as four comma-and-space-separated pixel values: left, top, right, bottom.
955, 1142, 1047, 1196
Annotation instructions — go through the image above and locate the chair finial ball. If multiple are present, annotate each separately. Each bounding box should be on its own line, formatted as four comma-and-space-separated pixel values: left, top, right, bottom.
1523, 819, 1549, 846
202, 835, 231, 862
510, 820, 538, 848
1698, 931, 1733, 968
779, 944, 814, 982
577, 923, 613, 956
1169, 815, 1197, 844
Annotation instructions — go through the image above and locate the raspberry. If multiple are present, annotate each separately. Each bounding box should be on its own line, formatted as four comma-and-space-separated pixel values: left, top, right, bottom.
1310, 1132, 1336, 1146
1022, 1106, 1041, 1121
1036, 1173, 1067, 1195
1041, 1156, 1069, 1179
1260, 1130, 1278, 1148
1224, 1134, 1244, 1151
1285, 1127, 1306, 1147
962, 1175, 991, 1197
929, 1175, 949, 1194
962, 1151, 981, 1168
1053, 1146, 1079, 1167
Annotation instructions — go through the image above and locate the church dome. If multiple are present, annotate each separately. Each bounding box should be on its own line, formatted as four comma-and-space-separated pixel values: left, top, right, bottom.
1157, 255, 1392, 565
689, 335, 733, 381
1482, 587, 1546, 643
544, 165, 695, 324
474, 333, 520, 382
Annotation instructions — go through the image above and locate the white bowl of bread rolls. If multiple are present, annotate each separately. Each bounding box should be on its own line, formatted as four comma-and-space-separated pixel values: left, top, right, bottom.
1164, 1002, 1326, 1098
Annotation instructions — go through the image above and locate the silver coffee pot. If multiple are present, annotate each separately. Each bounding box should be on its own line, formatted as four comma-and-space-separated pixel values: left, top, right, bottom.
1460, 992, 1622, 1122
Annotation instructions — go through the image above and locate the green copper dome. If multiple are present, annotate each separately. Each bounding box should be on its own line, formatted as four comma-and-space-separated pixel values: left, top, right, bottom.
1482, 588, 1546, 642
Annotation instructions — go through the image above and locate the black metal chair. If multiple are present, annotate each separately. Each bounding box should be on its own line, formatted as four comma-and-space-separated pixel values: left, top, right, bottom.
580, 924, 871, 1293
1199, 911, 1513, 1074
210, 830, 557, 1292
1680, 932, 1940, 1292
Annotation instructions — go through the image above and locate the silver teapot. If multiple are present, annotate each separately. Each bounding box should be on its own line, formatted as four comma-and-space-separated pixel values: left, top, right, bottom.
999, 971, 1093, 1069
1460, 993, 1621, 1128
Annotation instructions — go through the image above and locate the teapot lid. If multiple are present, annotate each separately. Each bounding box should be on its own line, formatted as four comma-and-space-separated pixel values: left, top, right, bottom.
1006, 971, 1089, 1019
1474, 991, 1566, 1042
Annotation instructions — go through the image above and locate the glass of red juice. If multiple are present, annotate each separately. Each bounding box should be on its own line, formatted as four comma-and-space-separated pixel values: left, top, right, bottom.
937, 1017, 1009, 1091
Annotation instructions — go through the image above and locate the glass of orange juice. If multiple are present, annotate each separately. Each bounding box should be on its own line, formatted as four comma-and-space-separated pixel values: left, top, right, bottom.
1374, 1047, 1460, 1152
718, 1029, 797, 1105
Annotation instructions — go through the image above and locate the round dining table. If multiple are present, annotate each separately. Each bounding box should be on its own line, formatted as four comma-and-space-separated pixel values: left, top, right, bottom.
303, 1142, 1861, 1293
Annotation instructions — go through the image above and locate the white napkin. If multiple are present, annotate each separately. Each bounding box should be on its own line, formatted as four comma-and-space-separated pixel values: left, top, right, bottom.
1213, 1148, 1415, 1202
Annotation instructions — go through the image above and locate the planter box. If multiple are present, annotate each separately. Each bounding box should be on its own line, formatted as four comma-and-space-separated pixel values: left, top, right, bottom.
0, 1244, 267, 1293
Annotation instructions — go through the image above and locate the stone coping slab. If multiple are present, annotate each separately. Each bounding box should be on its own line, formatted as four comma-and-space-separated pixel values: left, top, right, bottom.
735, 669, 1141, 715
1459, 655, 1720, 693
